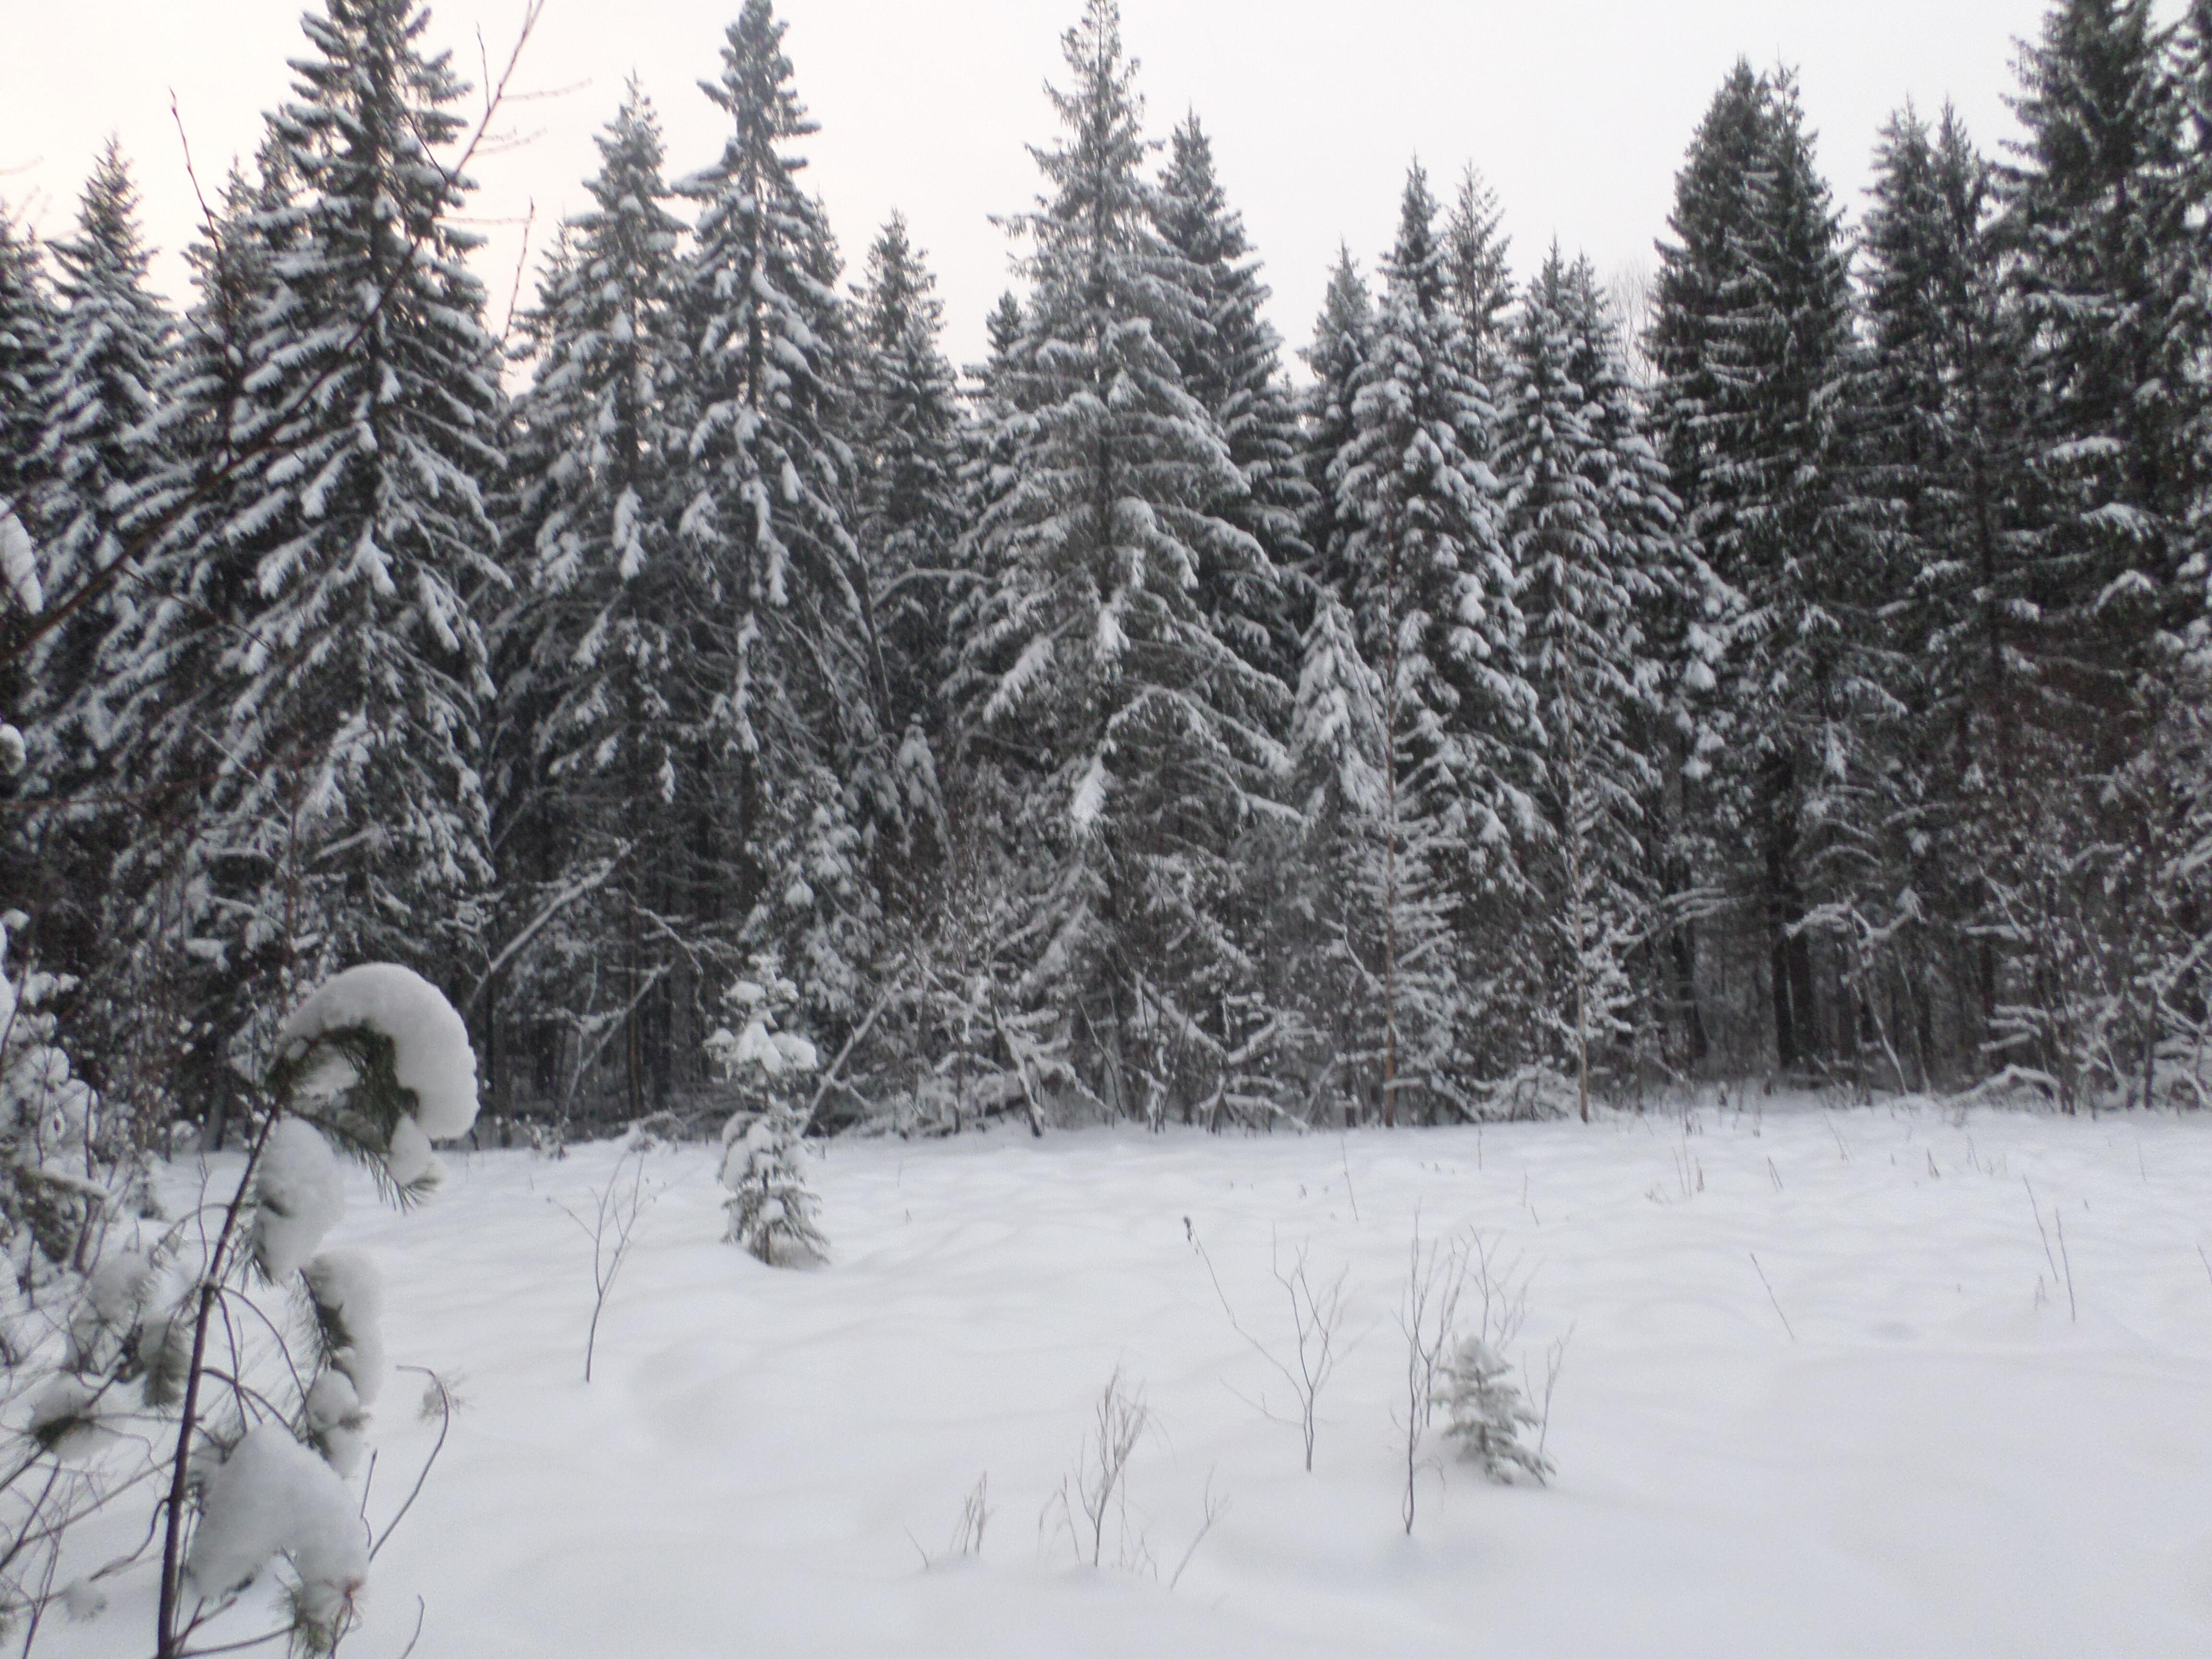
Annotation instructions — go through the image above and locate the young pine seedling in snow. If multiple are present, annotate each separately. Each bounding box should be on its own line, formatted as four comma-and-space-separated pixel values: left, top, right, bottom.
707, 955, 829, 1264
1435, 1336, 1554, 1486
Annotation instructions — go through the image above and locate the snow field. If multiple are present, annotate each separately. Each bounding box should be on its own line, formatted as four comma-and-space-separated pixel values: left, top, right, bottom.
86, 1100, 2212, 1657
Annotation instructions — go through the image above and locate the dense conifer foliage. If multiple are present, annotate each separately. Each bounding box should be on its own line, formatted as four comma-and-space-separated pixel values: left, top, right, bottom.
4, 0, 2211, 1149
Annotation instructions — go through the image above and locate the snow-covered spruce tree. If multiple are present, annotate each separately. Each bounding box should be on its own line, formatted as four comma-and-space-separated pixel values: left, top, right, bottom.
1853, 103, 2040, 1089
0, 906, 122, 1635
1150, 112, 1316, 1110
1329, 163, 1533, 1117
1284, 249, 1385, 1118
13, 145, 175, 986
1496, 250, 1676, 1117
0, 212, 60, 1018
24, 143, 174, 687
105, 0, 506, 1114
1443, 164, 1515, 392
2000, 0, 2195, 648
708, 954, 827, 1262
675, 0, 882, 1061
496, 86, 700, 1123
850, 212, 963, 827
3, 963, 481, 1654
2184, 0, 2212, 585
1298, 246, 1372, 594
953, 289, 1032, 606
1975, 0, 2212, 1107
1287, 579, 1418, 1121
0, 909, 110, 1304
1155, 114, 1315, 675
87, 156, 302, 1151
950, 0, 1294, 1126
1648, 62, 1774, 1079
855, 283, 1060, 1138
0, 209, 55, 571
1651, 63, 1880, 1080
1435, 1334, 1552, 1485
1562, 263, 1730, 1086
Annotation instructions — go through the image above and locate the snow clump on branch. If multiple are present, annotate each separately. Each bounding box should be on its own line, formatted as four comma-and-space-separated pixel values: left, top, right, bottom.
185, 1424, 369, 1636
279, 963, 481, 1140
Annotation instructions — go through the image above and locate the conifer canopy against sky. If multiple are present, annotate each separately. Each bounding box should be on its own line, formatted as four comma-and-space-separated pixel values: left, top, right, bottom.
5, 0, 2052, 368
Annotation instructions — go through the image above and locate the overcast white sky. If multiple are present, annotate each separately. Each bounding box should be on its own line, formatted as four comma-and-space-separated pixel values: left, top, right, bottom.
4, 0, 2059, 373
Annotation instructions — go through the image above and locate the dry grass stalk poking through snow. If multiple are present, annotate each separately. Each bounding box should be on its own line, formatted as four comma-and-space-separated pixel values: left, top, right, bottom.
911, 1473, 994, 1570
1046, 1369, 1154, 1572
1040, 1369, 1227, 1587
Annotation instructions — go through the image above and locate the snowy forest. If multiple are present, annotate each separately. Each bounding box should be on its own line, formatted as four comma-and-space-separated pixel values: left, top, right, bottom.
4, 0, 2212, 1650
3, 0, 2211, 1141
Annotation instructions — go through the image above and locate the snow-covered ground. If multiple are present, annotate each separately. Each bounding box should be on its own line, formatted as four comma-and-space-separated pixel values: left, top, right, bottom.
62, 1097, 2212, 1656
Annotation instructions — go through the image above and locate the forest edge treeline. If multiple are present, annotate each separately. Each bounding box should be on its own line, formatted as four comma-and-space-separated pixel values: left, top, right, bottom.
2, 0, 2209, 1151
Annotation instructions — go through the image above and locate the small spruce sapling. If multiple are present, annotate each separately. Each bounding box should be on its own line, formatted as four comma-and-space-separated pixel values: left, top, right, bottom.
708, 955, 827, 1263
1435, 1334, 1553, 1485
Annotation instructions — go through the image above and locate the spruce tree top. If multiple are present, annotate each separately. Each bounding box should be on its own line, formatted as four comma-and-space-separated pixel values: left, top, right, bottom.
1998, 0, 2193, 592
198, 0, 505, 947
36, 142, 174, 597
0, 213, 53, 512
1300, 245, 1370, 590
959, 0, 1278, 818
1444, 165, 1514, 388
679, 0, 857, 631
1649, 59, 1767, 414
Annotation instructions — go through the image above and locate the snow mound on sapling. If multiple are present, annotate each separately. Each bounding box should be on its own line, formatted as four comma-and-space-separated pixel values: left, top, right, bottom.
186, 1424, 368, 1628
26, 1373, 107, 1457
382, 1116, 437, 1189
302, 1370, 370, 1478
0, 507, 41, 615
252, 1119, 346, 1282
65, 1250, 159, 1370
280, 964, 479, 1140
301, 1251, 386, 1407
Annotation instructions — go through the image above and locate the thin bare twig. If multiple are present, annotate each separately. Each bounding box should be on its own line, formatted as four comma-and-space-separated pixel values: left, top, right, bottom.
1749, 1251, 1795, 1343
1193, 1233, 1345, 1472
370, 1369, 455, 1562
